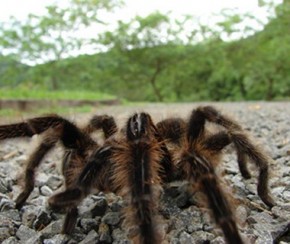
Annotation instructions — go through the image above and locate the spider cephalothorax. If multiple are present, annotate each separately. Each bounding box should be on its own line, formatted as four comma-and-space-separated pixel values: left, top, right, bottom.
0, 106, 275, 244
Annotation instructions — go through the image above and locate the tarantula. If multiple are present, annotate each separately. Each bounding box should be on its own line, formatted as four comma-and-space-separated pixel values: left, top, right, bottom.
0, 106, 275, 244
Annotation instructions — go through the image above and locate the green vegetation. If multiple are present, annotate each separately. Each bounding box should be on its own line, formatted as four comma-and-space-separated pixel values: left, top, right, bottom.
0, 88, 116, 100
0, 0, 289, 102
0, 105, 94, 118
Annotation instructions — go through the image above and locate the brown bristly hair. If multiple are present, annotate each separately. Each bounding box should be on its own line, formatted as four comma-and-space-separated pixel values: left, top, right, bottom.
112, 136, 164, 244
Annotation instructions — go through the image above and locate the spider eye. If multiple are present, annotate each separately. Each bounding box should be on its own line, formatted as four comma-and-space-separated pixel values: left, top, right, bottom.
127, 113, 150, 140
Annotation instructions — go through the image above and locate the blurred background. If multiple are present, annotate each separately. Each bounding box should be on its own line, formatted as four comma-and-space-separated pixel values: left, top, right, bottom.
0, 0, 289, 115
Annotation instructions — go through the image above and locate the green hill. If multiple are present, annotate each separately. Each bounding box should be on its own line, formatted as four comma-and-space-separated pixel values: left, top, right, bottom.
1, 3, 289, 102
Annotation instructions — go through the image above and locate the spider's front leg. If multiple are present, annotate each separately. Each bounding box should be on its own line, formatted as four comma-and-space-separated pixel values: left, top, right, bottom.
179, 153, 244, 244
50, 115, 118, 234
83, 114, 118, 139
156, 117, 186, 145
189, 106, 275, 207
48, 145, 113, 234
179, 120, 244, 244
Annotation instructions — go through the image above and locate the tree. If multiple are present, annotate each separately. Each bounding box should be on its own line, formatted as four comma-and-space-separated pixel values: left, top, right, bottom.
0, 0, 123, 89
99, 12, 193, 101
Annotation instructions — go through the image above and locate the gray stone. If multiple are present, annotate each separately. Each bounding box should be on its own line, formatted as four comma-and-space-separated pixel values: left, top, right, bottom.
0, 209, 21, 222
112, 228, 128, 243
112, 240, 130, 244
79, 230, 99, 244
190, 231, 215, 244
1, 236, 20, 244
70, 227, 87, 242
271, 186, 285, 198
30, 195, 47, 206
0, 177, 13, 194
33, 207, 52, 230
269, 222, 290, 241
211, 236, 226, 244
0, 198, 15, 211
99, 223, 112, 243
253, 229, 273, 244
249, 211, 290, 243
79, 218, 99, 234
40, 185, 54, 196
46, 175, 63, 190
175, 191, 190, 208
235, 205, 248, 226
159, 194, 182, 219
43, 234, 70, 244
102, 211, 120, 226
35, 173, 50, 187
282, 190, 290, 200
164, 182, 192, 208
16, 225, 37, 242
171, 238, 181, 244
21, 206, 38, 228
110, 200, 123, 212
0, 227, 14, 242
0, 216, 16, 242
40, 220, 63, 239
178, 231, 195, 244
168, 206, 204, 235
90, 197, 108, 217
24, 233, 43, 244
247, 212, 275, 224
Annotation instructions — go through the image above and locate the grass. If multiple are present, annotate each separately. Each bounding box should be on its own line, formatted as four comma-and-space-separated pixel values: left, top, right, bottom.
0, 105, 95, 119
0, 88, 116, 100
0, 88, 119, 119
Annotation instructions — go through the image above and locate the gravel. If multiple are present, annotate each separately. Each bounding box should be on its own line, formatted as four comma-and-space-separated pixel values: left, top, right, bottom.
0, 102, 289, 243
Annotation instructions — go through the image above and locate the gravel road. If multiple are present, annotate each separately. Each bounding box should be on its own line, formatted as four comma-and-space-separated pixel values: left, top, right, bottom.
0, 102, 289, 244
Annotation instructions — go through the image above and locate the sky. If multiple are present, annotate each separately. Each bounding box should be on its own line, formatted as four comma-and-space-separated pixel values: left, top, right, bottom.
0, 0, 280, 64
0, 0, 271, 23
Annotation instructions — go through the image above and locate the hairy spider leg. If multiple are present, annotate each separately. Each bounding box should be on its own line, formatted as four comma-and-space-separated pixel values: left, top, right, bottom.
156, 118, 186, 145
62, 207, 78, 235
181, 112, 244, 244
83, 114, 118, 139
0, 116, 71, 208
54, 116, 118, 234
16, 130, 59, 209
181, 153, 243, 244
48, 145, 113, 234
195, 106, 275, 207
156, 116, 232, 181
0, 114, 117, 209
49, 115, 118, 234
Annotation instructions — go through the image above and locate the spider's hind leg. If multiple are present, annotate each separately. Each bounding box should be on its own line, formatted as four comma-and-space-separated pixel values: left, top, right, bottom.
0, 115, 97, 209
0, 115, 67, 208
15, 129, 59, 209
